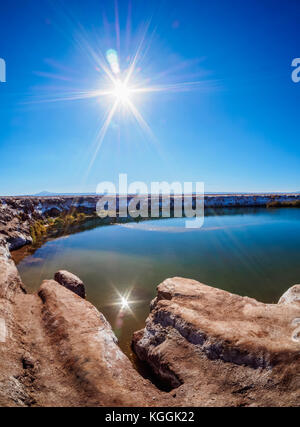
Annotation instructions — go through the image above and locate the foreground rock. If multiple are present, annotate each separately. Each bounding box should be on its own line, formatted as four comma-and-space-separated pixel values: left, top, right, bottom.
278, 284, 300, 306
0, 275, 166, 406
133, 277, 300, 407
54, 270, 86, 299
0, 238, 26, 300
0, 238, 299, 406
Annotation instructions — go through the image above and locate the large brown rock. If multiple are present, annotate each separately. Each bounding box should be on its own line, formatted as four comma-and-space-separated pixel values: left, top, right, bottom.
0, 278, 166, 406
35, 280, 164, 406
133, 277, 300, 407
54, 270, 86, 299
0, 238, 26, 300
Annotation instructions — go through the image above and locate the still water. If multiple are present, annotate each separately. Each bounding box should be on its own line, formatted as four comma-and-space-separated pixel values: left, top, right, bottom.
16, 208, 300, 355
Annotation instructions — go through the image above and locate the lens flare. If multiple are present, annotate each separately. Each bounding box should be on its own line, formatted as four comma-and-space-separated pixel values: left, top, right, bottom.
106, 49, 120, 75
28, 9, 218, 178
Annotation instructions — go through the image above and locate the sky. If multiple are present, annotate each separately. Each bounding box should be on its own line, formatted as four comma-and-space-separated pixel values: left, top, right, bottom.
0, 0, 299, 195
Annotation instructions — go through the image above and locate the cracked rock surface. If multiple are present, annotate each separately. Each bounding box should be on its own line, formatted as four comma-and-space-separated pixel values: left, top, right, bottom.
1, 260, 299, 406
133, 277, 300, 406
0, 251, 166, 406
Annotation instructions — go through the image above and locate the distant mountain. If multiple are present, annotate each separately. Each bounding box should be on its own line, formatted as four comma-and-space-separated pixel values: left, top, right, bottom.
33, 191, 97, 197
32, 191, 300, 197
34, 191, 57, 197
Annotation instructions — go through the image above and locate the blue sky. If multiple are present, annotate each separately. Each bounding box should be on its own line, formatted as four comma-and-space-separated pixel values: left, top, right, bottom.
0, 0, 299, 195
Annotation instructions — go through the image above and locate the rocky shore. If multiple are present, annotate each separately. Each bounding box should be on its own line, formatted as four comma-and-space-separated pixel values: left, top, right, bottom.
1, 194, 300, 251
0, 196, 299, 406
133, 278, 300, 406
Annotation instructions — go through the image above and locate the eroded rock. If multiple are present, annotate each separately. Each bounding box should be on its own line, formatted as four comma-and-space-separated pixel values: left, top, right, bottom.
133, 277, 300, 407
278, 285, 300, 306
35, 280, 164, 406
0, 238, 26, 300
0, 269, 299, 406
0, 278, 166, 406
54, 270, 86, 299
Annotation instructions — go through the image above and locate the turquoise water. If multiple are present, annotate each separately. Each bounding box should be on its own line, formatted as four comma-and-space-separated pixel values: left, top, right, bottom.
17, 208, 300, 355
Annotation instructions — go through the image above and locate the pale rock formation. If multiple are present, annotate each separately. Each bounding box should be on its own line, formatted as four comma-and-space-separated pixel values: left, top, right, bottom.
54, 270, 86, 299
278, 285, 300, 306
0, 263, 299, 406
0, 238, 26, 300
133, 277, 300, 407
0, 276, 165, 406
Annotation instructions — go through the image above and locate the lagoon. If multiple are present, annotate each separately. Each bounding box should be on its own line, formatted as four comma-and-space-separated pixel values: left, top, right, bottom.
16, 207, 300, 355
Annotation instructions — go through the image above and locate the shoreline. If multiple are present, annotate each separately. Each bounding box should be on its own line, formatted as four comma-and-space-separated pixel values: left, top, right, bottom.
1, 193, 300, 253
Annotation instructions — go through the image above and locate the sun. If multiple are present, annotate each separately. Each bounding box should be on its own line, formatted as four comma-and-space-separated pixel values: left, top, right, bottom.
120, 295, 130, 310
36, 33, 209, 172
112, 79, 132, 104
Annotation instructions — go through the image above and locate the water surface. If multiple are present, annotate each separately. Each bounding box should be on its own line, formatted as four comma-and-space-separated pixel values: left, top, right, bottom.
16, 208, 300, 355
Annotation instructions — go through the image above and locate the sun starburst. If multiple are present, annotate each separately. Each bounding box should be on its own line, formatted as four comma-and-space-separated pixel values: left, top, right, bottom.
105, 285, 144, 320
112, 79, 132, 104
27, 5, 219, 179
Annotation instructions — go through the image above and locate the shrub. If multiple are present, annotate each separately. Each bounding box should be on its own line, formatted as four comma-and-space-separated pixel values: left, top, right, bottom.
76, 213, 86, 222
53, 217, 65, 228
267, 200, 300, 208
30, 220, 47, 244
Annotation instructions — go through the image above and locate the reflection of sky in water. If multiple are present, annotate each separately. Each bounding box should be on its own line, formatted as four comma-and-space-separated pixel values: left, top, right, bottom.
17, 208, 300, 356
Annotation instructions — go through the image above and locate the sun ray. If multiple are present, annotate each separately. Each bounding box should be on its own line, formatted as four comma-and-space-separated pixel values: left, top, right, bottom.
124, 21, 151, 86
126, 98, 156, 143
114, 0, 121, 56
22, 89, 114, 105
85, 99, 119, 177
74, 24, 118, 85
27, 8, 218, 178
131, 79, 220, 95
